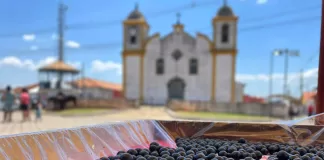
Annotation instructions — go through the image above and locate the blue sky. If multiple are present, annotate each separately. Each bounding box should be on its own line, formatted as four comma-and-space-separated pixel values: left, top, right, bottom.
0, 0, 321, 98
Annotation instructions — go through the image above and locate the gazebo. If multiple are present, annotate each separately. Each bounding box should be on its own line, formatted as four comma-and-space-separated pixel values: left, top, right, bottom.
38, 60, 79, 89
38, 60, 80, 110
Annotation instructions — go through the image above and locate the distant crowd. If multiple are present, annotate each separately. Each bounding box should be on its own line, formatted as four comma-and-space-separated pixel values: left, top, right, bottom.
0, 86, 42, 123
287, 102, 316, 120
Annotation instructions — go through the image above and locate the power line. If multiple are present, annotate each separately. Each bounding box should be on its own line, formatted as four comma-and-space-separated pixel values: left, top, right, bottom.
0, 2, 320, 39
53, 3, 324, 31
0, 0, 216, 38
2, 15, 320, 56
288, 50, 319, 94
302, 52, 319, 69
239, 16, 320, 33
241, 5, 320, 23
67, 0, 215, 30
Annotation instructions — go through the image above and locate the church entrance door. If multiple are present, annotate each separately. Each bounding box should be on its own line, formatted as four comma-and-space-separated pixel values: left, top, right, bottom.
168, 77, 185, 100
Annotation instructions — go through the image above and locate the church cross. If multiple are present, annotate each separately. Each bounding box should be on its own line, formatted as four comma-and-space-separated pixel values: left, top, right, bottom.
176, 12, 181, 24
224, 0, 227, 6
134, 2, 139, 10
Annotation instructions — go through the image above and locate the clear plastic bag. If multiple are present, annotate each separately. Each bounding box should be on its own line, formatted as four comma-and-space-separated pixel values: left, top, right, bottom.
1, 116, 324, 160
0, 120, 176, 160
159, 114, 324, 146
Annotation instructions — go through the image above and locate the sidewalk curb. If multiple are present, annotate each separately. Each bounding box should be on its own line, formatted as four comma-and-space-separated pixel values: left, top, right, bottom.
44, 110, 122, 118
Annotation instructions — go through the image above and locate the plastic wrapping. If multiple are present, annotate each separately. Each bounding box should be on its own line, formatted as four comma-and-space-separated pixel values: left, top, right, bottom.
0, 120, 176, 160
159, 114, 324, 146
0, 115, 324, 160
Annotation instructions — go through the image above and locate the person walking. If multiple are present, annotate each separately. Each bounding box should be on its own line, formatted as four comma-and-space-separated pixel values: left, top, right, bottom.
308, 104, 314, 117
34, 99, 43, 122
19, 88, 30, 122
1, 86, 15, 123
288, 104, 294, 120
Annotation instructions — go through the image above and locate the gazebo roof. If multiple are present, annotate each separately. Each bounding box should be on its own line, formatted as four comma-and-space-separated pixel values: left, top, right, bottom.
38, 60, 79, 74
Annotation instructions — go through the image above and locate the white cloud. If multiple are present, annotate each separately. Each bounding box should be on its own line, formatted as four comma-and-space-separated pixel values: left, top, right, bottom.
0, 56, 80, 70
236, 68, 318, 82
66, 40, 80, 48
256, 0, 267, 4
91, 60, 122, 75
22, 34, 36, 41
30, 45, 39, 51
51, 33, 57, 40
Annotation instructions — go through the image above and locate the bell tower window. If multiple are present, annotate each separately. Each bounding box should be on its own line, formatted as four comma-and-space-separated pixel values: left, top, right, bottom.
129, 27, 137, 45
221, 24, 229, 43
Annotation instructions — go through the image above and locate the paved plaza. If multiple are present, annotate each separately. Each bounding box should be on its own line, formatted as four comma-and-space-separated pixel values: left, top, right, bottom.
0, 107, 314, 136
0, 107, 175, 136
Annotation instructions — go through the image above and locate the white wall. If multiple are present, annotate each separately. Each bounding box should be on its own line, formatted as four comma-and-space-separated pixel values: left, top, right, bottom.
143, 30, 212, 104
81, 88, 113, 99
125, 56, 140, 100
29, 86, 39, 94
235, 83, 244, 103
215, 54, 232, 102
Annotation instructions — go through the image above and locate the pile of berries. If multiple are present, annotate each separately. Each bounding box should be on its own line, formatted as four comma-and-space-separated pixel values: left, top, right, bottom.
99, 138, 324, 160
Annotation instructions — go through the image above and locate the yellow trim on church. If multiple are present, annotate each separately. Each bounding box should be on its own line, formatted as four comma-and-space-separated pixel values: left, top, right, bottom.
122, 55, 126, 96
213, 16, 238, 22
211, 15, 238, 103
210, 50, 237, 103
123, 6, 238, 104
122, 51, 145, 100
211, 53, 216, 101
139, 54, 144, 102
122, 19, 148, 101
231, 19, 238, 104
231, 54, 237, 103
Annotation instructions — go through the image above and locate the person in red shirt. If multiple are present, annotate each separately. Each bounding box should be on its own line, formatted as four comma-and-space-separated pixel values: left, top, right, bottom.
308, 104, 314, 117
19, 88, 30, 122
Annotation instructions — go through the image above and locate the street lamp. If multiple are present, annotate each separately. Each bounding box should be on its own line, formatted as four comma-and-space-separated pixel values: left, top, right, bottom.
273, 49, 300, 96
269, 50, 281, 103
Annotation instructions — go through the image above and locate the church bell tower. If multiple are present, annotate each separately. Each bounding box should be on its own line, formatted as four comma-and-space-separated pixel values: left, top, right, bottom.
211, 0, 238, 103
122, 4, 149, 102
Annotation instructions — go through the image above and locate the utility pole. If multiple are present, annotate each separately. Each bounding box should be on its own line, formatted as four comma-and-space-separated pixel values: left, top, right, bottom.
283, 50, 289, 95
274, 49, 299, 96
269, 51, 274, 104
58, 2, 68, 62
300, 69, 304, 100
57, 2, 68, 89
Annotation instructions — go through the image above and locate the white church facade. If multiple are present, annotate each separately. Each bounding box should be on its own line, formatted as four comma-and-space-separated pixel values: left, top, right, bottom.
122, 2, 244, 105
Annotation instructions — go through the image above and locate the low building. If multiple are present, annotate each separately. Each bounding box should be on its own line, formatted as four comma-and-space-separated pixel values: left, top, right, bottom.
243, 95, 265, 103
70, 77, 122, 99
14, 84, 39, 94
302, 91, 317, 106
12, 78, 123, 100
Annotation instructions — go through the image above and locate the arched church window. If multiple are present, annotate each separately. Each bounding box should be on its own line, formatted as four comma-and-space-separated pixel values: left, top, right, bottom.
129, 27, 137, 45
221, 24, 229, 43
189, 58, 198, 75
156, 58, 164, 75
